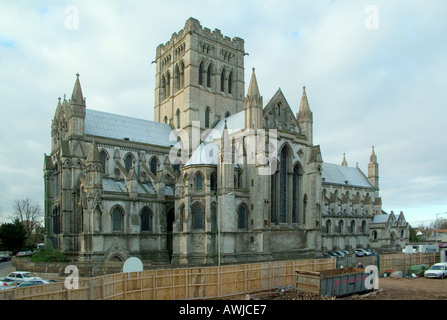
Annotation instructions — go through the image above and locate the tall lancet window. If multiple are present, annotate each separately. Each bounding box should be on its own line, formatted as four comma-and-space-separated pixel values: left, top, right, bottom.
228, 72, 233, 94
279, 148, 287, 223
220, 70, 225, 92
125, 154, 133, 173
199, 62, 204, 85
205, 107, 210, 128
207, 64, 212, 88
292, 165, 299, 223
99, 150, 107, 174
270, 169, 277, 224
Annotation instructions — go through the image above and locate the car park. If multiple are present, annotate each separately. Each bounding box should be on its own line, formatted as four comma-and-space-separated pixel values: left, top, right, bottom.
6, 271, 43, 283
424, 263, 447, 279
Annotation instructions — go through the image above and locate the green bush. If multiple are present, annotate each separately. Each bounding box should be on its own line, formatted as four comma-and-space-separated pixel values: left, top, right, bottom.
31, 247, 68, 262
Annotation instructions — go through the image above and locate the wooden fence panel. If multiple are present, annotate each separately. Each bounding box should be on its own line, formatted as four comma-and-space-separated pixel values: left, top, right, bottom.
0, 257, 338, 300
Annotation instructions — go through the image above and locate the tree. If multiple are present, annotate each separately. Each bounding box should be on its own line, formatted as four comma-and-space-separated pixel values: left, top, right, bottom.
13, 198, 43, 239
0, 219, 27, 253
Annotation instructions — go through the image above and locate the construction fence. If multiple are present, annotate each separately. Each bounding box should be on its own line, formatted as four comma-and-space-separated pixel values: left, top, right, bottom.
1, 252, 439, 300
0, 258, 336, 300
378, 252, 439, 275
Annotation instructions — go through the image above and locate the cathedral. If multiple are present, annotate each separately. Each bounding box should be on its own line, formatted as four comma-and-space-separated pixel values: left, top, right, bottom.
44, 18, 409, 265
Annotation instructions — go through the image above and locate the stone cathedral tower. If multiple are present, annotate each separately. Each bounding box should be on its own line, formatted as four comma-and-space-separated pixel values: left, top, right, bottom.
154, 18, 245, 150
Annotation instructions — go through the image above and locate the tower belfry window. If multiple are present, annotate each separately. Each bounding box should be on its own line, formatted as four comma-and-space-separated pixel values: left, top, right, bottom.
199, 62, 204, 85
205, 107, 210, 128
220, 70, 225, 92
207, 64, 212, 88
228, 72, 233, 94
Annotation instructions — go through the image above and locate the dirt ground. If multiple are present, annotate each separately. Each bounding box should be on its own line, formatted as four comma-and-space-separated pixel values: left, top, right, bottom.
242, 277, 447, 300
342, 277, 447, 300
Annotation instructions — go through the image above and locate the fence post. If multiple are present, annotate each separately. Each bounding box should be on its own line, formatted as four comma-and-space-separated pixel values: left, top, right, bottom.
89, 279, 93, 300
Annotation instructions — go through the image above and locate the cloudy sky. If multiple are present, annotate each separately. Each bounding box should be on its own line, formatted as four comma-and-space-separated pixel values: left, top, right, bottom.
0, 0, 446, 226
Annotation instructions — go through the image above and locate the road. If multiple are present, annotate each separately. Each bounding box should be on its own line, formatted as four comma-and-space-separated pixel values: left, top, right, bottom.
0, 261, 14, 277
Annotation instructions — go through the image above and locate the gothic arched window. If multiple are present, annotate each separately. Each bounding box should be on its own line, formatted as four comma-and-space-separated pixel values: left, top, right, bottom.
125, 154, 134, 172
112, 206, 123, 232
205, 107, 210, 128
141, 207, 152, 232
100, 150, 107, 173
196, 172, 203, 191
220, 69, 225, 92
326, 220, 332, 234
176, 109, 181, 129
338, 220, 344, 233
279, 148, 287, 223
207, 64, 212, 88
160, 75, 166, 100
237, 204, 247, 229
199, 61, 204, 85
174, 64, 180, 92
210, 172, 217, 191
192, 204, 204, 230
350, 220, 356, 233
165, 72, 171, 97
292, 165, 300, 223
150, 156, 159, 176
228, 71, 233, 94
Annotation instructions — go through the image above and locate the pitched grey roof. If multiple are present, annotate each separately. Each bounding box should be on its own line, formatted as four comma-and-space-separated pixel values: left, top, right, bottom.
85, 109, 174, 147
322, 163, 373, 189
202, 110, 245, 142
102, 178, 155, 195
185, 111, 244, 167
372, 214, 391, 224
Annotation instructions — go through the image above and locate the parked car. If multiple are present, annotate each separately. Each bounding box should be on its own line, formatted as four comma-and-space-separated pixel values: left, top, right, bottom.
424, 263, 447, 279
17, 280, 57, 288
326, 252, 339, 258
6, 271, 42, 283
330, 251, 344, 258
0, 277, 18, 290
354, 249, 365, 257
334, 251, 346, 257
356, 249, 372, 256
0, 254, 11, 262
15, 251, 33, 257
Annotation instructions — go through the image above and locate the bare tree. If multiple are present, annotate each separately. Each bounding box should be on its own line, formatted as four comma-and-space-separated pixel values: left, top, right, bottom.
13, 198, 43, 237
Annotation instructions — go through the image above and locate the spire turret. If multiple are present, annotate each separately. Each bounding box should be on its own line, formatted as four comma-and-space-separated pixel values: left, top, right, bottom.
67, 73, 86, 136
245, 68, 263, 130
297, 86, 313, 144
86, 139, 102, 164
299, 86, 311, 114
341, 153, 348, 166
368, 146, 379, 189
70, 73, 85, 107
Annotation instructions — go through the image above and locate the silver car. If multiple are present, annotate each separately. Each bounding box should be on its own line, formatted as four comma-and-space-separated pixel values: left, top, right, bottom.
424, 263, 447, 279
6, 271, 42, 283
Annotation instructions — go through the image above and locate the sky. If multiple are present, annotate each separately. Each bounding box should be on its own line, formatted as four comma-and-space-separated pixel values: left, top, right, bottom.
0, 0, 446, 227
